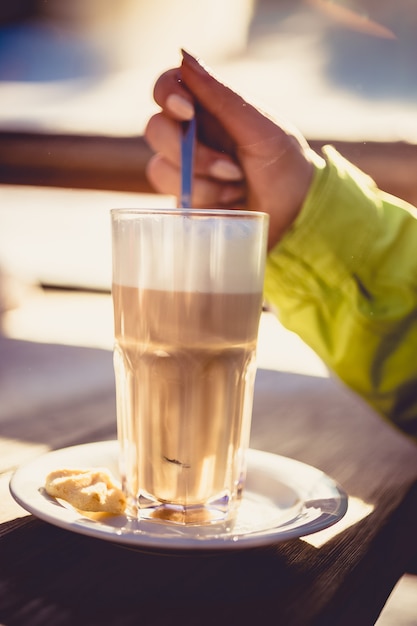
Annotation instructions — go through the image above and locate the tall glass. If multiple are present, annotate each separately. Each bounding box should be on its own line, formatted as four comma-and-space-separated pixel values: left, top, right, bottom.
111, 208, 268, 525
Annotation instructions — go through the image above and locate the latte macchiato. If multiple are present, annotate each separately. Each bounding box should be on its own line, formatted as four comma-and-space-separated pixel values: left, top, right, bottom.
111, 209, 268, 524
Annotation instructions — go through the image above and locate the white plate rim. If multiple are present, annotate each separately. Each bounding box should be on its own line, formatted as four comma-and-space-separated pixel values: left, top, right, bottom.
10, 441, 348, 552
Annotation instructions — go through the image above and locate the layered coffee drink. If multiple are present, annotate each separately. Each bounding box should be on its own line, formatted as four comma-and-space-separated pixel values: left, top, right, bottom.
112, 210, 268, 524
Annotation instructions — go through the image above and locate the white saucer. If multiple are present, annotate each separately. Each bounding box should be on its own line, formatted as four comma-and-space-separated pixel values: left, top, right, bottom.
10, 441, 347, 553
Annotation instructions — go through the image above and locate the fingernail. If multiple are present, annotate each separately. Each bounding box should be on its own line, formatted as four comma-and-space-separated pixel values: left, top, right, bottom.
166, 93, 195, 120
210, 159, 243, 181
181, 49, 210, 75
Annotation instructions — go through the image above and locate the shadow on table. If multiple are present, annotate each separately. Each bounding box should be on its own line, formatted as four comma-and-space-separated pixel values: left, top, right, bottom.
0, 335, 116, 451
0, 510, 383, 626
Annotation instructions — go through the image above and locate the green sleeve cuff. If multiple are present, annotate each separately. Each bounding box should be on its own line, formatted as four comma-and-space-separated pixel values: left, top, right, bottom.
266, 145, 382, 291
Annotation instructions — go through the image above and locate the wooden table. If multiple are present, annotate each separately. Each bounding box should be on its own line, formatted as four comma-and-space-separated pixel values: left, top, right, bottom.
1, 292, 417, 626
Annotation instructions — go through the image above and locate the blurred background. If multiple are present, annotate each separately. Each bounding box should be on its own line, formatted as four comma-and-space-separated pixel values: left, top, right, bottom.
0, 0, 416, 138
1, 0, 417, 294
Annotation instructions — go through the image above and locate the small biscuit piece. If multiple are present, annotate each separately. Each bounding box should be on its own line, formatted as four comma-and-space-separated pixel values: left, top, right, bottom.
45, 468, 126, 515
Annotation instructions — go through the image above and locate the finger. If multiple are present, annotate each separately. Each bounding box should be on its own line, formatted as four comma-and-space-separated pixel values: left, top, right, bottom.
180, 50, 311, 161
145, 114, 180, 162
180, 50, 282, 148
145, 113, 244, 182
146, 154, 245, 207
153, 67, 195, 121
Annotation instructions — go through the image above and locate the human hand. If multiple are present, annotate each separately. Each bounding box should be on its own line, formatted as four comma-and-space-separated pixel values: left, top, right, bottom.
145, 50, 321, 249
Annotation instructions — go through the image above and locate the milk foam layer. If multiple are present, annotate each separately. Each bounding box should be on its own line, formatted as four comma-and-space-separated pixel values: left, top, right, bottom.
112, 212, 268, 293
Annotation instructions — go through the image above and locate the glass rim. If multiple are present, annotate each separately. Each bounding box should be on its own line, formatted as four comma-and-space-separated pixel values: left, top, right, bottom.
111, 208, 268, 219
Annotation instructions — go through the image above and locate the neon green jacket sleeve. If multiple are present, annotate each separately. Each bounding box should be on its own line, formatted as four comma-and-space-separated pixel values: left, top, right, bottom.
264, 146, 417, 440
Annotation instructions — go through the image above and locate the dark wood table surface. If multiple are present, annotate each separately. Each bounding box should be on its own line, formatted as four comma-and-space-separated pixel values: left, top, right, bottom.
1, 291, 417, 626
